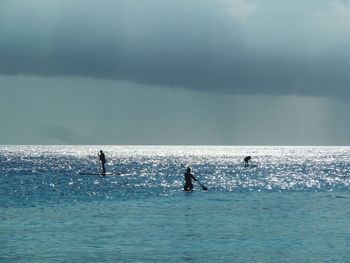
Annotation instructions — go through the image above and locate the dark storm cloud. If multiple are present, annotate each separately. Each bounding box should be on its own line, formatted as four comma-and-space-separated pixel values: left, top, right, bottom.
1, 0, 350, 98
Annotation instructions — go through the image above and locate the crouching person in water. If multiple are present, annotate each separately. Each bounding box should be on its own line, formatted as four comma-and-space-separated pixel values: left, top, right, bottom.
244, 156, 251, 167
98, 150, 107, 176
184, 167, 197, 191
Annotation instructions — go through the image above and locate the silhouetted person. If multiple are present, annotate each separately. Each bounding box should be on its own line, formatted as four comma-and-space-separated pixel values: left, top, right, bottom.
98, 150, 106, 176
183, 167, 197, 191
244, 156, 251, 167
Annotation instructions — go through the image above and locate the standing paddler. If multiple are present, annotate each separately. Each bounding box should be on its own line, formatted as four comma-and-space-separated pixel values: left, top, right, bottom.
183, 167, 197, 191
98, 150, 106, 176
183, 167, 208, 191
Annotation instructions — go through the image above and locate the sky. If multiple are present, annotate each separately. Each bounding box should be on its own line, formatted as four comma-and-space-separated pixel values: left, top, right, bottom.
1, 0, 350, 145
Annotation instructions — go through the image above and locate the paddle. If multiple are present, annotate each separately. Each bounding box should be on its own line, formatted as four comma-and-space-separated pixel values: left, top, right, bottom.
196, 179, 208, 191
181, 164, 208, 191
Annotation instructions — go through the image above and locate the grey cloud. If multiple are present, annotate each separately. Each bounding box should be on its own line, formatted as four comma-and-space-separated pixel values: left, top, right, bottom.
1, 0, 350, 98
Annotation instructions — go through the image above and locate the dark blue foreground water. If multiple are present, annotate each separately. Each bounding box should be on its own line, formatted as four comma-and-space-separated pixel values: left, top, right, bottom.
1, 146, 350, 262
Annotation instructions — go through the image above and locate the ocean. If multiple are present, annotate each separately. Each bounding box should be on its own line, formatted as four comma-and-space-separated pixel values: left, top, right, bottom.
1, 145, 350, 262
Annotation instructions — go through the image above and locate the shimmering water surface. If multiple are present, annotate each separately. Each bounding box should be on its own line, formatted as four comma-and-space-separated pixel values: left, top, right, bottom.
1, 146, 350, 262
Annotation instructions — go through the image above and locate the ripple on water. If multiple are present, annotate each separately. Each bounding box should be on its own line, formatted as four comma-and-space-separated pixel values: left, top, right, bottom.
1, 146, 350, 207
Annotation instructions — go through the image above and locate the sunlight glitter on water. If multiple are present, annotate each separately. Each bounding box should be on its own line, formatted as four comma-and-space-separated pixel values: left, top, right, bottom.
1, 145, 350, 206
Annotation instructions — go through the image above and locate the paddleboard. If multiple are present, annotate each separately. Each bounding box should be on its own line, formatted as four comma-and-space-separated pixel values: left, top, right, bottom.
78, 172, 122, 176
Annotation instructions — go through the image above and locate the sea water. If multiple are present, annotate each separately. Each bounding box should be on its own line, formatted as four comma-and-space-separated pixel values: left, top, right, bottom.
1, 145, 350, 262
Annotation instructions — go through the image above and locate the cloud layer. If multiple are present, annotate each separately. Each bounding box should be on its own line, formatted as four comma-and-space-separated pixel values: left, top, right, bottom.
1, 0, 350, 98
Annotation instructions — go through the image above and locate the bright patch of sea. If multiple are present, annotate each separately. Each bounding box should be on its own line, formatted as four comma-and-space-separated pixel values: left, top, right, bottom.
1, 146, 350, 262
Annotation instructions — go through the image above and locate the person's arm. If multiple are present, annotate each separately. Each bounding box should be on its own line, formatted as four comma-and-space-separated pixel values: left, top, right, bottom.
191, 174, 197, 181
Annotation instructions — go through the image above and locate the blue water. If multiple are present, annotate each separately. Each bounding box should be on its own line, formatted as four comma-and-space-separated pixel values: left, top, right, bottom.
1, 146, 350, 262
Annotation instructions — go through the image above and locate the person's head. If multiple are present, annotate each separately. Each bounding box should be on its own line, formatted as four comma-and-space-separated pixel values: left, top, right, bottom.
186, 167, 191, 173
100, 150, 103, 153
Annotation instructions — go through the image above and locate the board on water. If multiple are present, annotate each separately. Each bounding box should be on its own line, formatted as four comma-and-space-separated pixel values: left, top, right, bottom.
78, 172, 122, 176
243, 164, 257, 169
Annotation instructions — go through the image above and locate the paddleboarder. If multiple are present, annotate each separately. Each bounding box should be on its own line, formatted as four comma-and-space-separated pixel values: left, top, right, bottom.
183, 167, 197, 191
98, 150, 106, 176
244, 156, 251, 167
